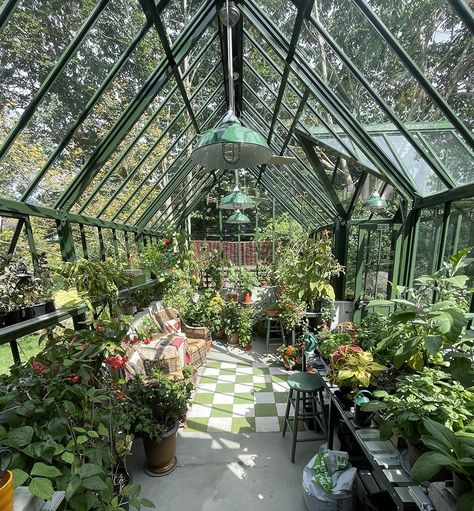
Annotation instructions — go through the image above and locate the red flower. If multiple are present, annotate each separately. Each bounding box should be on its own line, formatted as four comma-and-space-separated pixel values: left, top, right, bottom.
164, 239, 170, 247
129, 256, 135, 265
96, 325, 105, 334
116, 392, 126, 401
144, 336, 152, 345
32, 361, 44, 374
106, 354, 128, 370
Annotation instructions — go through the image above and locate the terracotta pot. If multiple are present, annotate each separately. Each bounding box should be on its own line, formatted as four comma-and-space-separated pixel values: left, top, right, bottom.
0, 470, 13, 511
243, 291, 252, 304
266, 310, 279, 318
228, 332, 239, 345
143, 420, 179, 476
240, 343, 252, 351
227, 292, 239, 302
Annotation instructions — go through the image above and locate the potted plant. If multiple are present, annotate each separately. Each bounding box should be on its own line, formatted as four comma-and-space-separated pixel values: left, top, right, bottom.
238, 306, 254, 351
265, 302, 280, 318
201, 249, 227, 289
277, 295, 306, 333
223, 300, 240, 345
411, 419, 474, 511
256, 263, 275, 287
275, 343, 303, 370
0, 320, 153, 509
122, 372, 193, 476
329, 345, 386, 409
317, 331, 352, 361
362, 368, 474, 466
240, 268, 258, 304
276, 230, 343, 311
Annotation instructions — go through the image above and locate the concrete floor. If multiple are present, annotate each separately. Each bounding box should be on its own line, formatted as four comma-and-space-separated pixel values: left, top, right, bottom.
128, 337, 325, 511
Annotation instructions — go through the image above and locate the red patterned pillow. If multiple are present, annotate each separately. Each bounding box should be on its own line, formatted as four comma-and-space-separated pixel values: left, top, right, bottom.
164, 318, 181, 334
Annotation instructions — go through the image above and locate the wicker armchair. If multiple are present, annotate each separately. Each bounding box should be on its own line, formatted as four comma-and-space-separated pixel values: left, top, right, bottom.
152, 307, 211, 368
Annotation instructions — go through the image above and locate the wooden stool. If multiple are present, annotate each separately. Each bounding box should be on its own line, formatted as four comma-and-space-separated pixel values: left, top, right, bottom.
282, 372, 327, 462
265, 316, 285, 352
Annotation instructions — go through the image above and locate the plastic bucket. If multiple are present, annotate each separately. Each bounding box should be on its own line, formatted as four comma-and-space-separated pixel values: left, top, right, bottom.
0, 470, 14, 511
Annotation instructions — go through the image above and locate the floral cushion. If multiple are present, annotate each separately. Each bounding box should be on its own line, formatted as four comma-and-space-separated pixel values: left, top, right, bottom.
163, 318, 181, 334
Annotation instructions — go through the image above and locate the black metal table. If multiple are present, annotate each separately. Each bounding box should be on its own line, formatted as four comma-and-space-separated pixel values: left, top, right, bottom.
316, 365, 418, 511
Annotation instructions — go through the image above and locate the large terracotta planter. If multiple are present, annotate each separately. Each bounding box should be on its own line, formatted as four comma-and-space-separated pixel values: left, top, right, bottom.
0, 470, 13, 511
266, 310, 279, 318
143, 420, 179, 477
243, 291, 252, 304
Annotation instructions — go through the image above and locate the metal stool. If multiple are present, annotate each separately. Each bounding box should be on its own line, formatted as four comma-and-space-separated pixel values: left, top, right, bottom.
265, 316, 285, 352
282, 372, 327, 462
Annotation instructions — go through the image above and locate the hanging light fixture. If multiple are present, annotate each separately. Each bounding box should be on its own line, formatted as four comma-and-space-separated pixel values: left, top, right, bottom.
226, 209, 250, 224
219, 169, 255, 209
191, 1, 272, 169
363, 191, 387, 211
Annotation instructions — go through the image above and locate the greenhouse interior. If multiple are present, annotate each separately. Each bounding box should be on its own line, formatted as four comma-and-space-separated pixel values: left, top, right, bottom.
0, 0, 473, 510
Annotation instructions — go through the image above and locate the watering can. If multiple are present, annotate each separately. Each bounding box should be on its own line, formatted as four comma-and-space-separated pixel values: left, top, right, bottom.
354, 390, 373, 427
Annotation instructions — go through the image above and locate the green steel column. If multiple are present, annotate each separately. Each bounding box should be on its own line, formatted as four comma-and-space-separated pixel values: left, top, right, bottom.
79, 224, 89, 260
238, 225, 242, 268
333, 221, 348, 300
452, 209, 463, 255
406, 209, 421, 287
97, 227, 106, 262
353, 227, 367, 323
219, 209, 223, 259
124, 232, 130, 260
272, 198, 276, 267
388, 224, 403, 298
255, 205, 259, 272
7, 218, 25, 257
436, 202, 451, 270
24, 216, 39, 272
56, 219, 76, 263
112, 229, 119, 260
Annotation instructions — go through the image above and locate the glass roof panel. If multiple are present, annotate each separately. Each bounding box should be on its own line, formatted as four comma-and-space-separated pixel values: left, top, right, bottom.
366, 0, 473, 130
0, 0, 155, 203
258, 0, 297, 40
161, 0, 207, 44
28, 26, 164, 207
0, 0, 100, 134
414, 131, 474, 186
71, 78, 178, 213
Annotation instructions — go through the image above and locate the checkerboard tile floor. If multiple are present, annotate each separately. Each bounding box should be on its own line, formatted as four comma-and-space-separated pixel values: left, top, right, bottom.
185, 360, 302, 433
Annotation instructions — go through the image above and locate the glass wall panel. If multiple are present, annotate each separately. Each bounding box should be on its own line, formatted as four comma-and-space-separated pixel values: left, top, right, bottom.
415, 207, 444, 277
30, 217, 62, 266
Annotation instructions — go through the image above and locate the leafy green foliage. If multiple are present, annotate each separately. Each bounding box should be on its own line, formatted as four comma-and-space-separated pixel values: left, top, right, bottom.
0, 319, 152, 509
318, 331, 352, 360
363, 369, 474, 445
119, 372, 193, 442
184, 290, 225, 334
411, 419, 474, 511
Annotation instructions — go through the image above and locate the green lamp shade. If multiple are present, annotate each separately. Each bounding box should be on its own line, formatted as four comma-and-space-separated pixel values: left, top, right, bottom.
191, 110, 272, 169
363, 191, 387, 210
219, 189, 255, 210
226, 209, 250, 224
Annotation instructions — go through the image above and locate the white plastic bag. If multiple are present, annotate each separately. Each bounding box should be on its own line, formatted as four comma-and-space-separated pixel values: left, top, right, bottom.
302, 450, 357, 511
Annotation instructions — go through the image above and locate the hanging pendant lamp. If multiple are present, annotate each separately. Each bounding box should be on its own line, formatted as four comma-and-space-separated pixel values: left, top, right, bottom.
226, 209, 250, 224
363, 191, 387, 211
191, 1, 271, 169
219, 169, 255, 210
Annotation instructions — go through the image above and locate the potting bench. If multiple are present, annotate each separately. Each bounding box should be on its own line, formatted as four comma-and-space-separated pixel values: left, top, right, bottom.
316, 363, 419, 510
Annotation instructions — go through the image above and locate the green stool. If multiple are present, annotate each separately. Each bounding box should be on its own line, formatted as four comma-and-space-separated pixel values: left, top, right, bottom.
265, 316, 285, 352
282, 372, 327, 463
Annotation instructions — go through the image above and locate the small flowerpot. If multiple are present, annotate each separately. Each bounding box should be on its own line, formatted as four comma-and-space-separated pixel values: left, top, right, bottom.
6, 309, 21, 326
32, 302, 47, 318
20, 306, 34, 321
0, 470, 14, 511
266, 310, 279, 318
45, 299, 56, 313
243, 291, 252, 304
240, 343, 252, 351
143, 420, 179, 477
228, 332, 239, 345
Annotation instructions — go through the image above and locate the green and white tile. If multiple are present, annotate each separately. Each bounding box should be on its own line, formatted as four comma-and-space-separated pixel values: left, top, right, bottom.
186, 360, 302, 434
